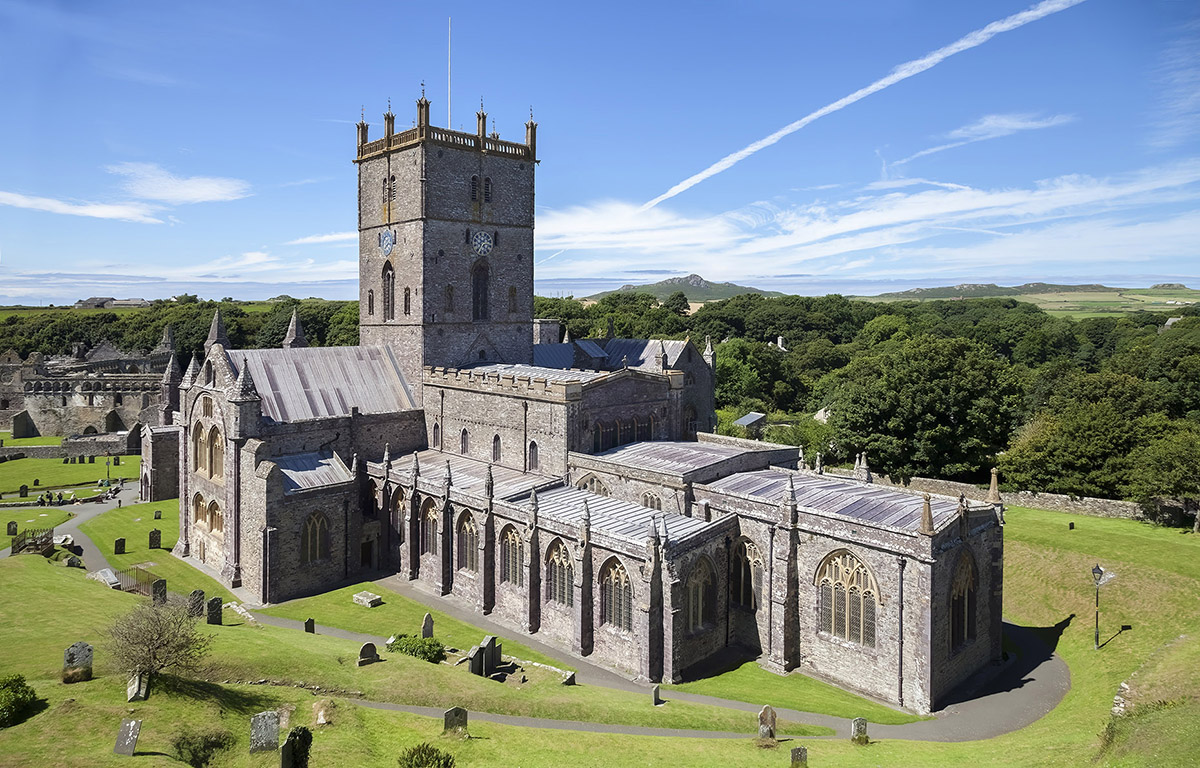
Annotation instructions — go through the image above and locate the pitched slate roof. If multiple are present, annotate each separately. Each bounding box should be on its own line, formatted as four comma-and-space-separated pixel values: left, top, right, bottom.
275, 451, 354, 494
706, 469, 962, 533
233, 346, 416, 423
602, 338, 689, 370
531, 485, 715, 545
395, 449, 550, 500
532, 343, 575, 369
593, 440, 749, 475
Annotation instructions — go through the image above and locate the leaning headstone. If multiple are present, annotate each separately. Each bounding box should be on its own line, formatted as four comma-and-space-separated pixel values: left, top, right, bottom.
303, 618, 315, 634
442, 706, 468, 733
249, 710, 280, 753
357, 642, 379, 667
561, 671, 577, 686
851, 716, 869, 745
467, 646, 483, 677
652, 684, 663, 706
153, 510, 161, 520
6, 521, 15, 536
113, 718, 141, 756
148, 529, 161, 550
18, 485, 27, 498
126, 672, 149, 702
352, 590, 382, 607
422, 612, 434, 639
63, 641, 93, 683
790, 745, 809, 767
151, 579, 166, 605
758, 704, 777, 740
206, 596, 223, 625
65, 555, 82, 568
188, 589, 205, 618
114, 537, 125, 555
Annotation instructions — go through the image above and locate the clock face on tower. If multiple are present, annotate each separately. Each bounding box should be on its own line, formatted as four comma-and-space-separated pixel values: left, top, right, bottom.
471, 230, 494, 257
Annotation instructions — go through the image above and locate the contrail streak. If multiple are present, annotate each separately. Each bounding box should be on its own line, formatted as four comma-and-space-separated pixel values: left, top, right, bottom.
640, 0, 1090, 211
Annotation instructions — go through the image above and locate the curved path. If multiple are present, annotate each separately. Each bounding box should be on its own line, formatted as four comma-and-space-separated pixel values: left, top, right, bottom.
1, 482, 139, 568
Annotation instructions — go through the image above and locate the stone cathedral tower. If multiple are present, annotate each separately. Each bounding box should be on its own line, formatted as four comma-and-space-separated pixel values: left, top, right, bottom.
355, 95, 538, 397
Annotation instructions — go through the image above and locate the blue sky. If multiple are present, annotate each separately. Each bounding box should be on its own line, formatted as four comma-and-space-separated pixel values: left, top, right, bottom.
0, 0, 1196, 303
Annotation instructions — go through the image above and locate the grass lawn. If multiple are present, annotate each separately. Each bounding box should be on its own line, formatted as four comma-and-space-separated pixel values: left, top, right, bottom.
0, 457, 140, 495
77, 498, 234, 602
0, 431, 63, 447
2, 507, 73, 535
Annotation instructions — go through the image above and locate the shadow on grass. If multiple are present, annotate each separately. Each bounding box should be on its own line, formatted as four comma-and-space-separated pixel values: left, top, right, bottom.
937, 616, 1073, 709
156, 674, 280, 714
7, 697, 50, 727
672, 644, 759, 683
1099, 624, 1133, 649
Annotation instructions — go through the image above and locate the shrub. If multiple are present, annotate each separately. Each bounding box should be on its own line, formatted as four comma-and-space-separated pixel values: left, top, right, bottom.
0, 674, 36, 727
172, 727, 235, 767
398, 742, 455, 768
386, 634, 446, 664
287, 726, 313, 768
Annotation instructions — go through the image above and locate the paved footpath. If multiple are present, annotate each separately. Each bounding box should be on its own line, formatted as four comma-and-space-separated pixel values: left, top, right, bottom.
1, 482, 142, 569
254, 575, 1071, 742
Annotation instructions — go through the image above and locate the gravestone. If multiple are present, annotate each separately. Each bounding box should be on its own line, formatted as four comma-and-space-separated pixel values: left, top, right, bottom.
89, 456, 95, 464
188, 589, 205, 618
422, 612, 434, 639
114, 538, 125, 555
127, 672, 149, 702
68, 456, 76, 464
481, 635, 500, 676
851, 717, 869, 745
313, 699, 333, 725
151, 579, 166, 605
113, 718, 141, 757
467, 646, 483, 676
6, 521, 15, 536
113, 456, 121, 466
443, 706, 468, 733
32, 478, 38, 486
357, 642, 379, 667
303, 618, 315, 633
206, 597, 223, 625
148, 529, 161, 549
561, 671, 576, 686
62, 457, 69, 464
352, 590, 382, 607
250, 710, 280, 753
153, 510, 161, 520
18, 485, 27, 498
281, 726, 312, 768
652, 685, 662, 706
1069, 521, 1075, 530
758, 704, 776, 740
65, 555, 81, 568
790, 745, 809, 767
63, 641, 93, 683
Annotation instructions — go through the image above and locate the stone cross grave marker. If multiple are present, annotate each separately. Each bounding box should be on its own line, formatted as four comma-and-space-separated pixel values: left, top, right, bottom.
467, 646, 483, 676
443, 706, 468, 733
153, 510, 161, 520
151, 579, 166, 605
851, 716, 869, 744
352, 590, 382, 607
188, 589, 205, 618
790, 745, 809, 767
6, 521, 16, 536
422, 612, 434, 638
114, 538, 125, 555
127, 672, 149, 702
357, 642, 379, 667
113, 718, 141, 757
148, 529, 161, 550
63, 641, 93, 683
249, 710, 280, 753
206, 596, 223, 625
758, 704, 776, 740
304, 617, 315, 633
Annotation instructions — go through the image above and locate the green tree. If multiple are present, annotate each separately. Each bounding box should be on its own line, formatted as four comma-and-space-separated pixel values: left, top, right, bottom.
1124, 426, 1200, 532
661, 290, 690, 316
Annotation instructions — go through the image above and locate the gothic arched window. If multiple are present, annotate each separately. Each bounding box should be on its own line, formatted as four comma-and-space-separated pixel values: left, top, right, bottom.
951, 551, 977, 652
192, 422, 206, 473
389, 174, 396, 201
546, 539, 574, 607
732, 539, 764, 611
470, 175, 479, 201
192, 493, 206, 526
420, 500, 438, 556
472, 262, 489, 321
460, 428, 469, 455
208, 501, 223, 534
501, 526, 524, 586
527, 441, 539, 472
619, 420, 634, 445
684, 405, 698, 438
816, 550, 878, 648
600, 559, 632, 631
457, 514, 479, 572
367, 289, 375, 316
687, 558, 717, 632
300, 512, 330, 565
483, 177, 492, 202
641, 492, 662, 511
382, 263, 395, 321
576, 474, 609, 496
432, 421, 441, 448
207, 425, 223, 480
492, 434, 501, 462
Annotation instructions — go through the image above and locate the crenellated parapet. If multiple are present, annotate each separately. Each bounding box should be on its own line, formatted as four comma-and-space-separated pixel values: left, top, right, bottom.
423, 366, 585, 401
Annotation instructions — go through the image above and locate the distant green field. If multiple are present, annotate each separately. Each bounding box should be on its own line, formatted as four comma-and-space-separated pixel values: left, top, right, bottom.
862, 287, 1200, 318
0, 300, 278, 320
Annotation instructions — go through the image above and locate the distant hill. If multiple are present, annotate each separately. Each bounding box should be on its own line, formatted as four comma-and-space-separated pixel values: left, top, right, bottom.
864, 282, 1124, 300
587, 274, 784, 302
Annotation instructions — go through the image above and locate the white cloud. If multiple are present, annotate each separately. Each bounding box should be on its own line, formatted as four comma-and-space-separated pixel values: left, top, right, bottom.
1149, 21, 1200, 149
893, 113, 1074, 166
107, 162, 250, 204
0, 190, 162, 223
285, 231, 357, 245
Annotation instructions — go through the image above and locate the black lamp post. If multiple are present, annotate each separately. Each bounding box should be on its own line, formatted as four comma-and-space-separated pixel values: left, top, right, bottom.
1092, 563, 1104, 650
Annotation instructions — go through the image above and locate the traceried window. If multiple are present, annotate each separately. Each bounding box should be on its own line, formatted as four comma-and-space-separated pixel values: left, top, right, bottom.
208, 501, 223, 534
600, 559, 632, 632
501, 526, 524, 586
950, 551, 977, 652
687, 558, 717, 632
816, 550, 878, 648
300, 512, 330, 565
420, 500, 438, 556
527, 441, 539, 471
546, 539, 574, 607
732, 539, 764, 611
492, 434, 501, 462
192, 494, 206, 526
457, 514, 479, 573
641, 492, 662, 511
576, 475, 609, 496
192, 422, 206, 473
207, 426, 223, 480
382, 263, 395, 321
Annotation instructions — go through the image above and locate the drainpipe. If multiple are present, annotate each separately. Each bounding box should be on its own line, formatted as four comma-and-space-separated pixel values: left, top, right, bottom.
897, 556, 906, 707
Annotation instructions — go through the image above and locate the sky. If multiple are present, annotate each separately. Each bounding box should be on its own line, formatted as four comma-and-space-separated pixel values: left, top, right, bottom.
0, 0, 1197, 304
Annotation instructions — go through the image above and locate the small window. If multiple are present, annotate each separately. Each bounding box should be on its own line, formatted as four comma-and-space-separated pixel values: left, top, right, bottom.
527, 441, 539, 471
404, 287, 411, 315
465, 228, 471, 244
445, 285, 454, 312
460, 428, 469, 455
492, 434, 501, 462
483, 177, 492, 202
470, 175, 479, 201
381, 177, 388, 205
367, 289, 375, 316
432, 421, 441, 448
114, 393, 123, 406
202, 396, 213, 418
641, 492, 662, 511
389, 174, 396, 201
